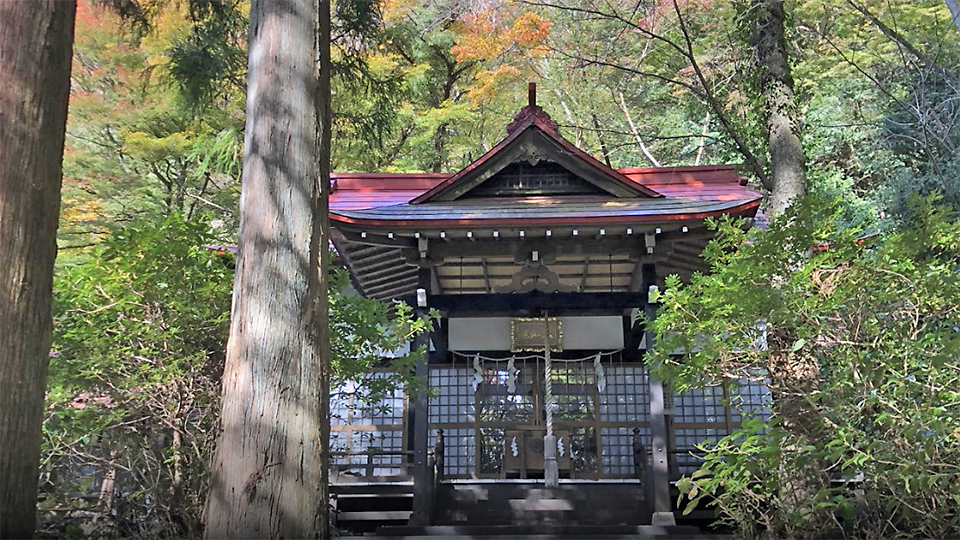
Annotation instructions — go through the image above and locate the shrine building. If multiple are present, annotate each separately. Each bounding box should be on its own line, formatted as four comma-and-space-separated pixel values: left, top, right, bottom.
327, 84, 770, 535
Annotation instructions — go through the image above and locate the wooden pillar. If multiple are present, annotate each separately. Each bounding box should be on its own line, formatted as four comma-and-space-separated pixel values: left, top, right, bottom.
410, 266, 432, 525
542, 312, 559, 488
643, 264, 675, 526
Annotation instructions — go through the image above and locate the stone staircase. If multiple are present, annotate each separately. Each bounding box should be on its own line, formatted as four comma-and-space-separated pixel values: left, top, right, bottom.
331, 481, 413, 534
433, 481, 647, 527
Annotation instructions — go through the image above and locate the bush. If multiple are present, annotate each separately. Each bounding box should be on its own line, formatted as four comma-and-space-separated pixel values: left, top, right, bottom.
42, 216, 232, 538
652, 197, 960, 539
40, 215, 433, 538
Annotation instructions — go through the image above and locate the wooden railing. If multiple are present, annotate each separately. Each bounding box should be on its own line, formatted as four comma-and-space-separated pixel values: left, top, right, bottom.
330, 449, 413, 481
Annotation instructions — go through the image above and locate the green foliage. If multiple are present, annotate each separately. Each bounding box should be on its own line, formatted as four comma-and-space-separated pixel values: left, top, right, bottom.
42, 216, 433, 537
167, 0, 247, 110
653, 198, 960, 538
329, 266, 437, 404
43, 215, 232, 538
884, 154, 960, 223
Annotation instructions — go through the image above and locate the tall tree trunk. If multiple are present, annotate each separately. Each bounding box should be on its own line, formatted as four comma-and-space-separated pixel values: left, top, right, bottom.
317, 0, 332, 536
203, 0, 326, 537
0, 2, 76, 538
754, 0, 824, 520
756, 0, 805, 215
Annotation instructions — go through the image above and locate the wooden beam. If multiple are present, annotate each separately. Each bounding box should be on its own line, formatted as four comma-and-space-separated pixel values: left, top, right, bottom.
341, 243, 388, 259
398, 291, 648, 312
437, 257, 635, 269
338, 511, 412, 521
355, 264, 416, 283
361, 269, 419, 289
579, 259, 590, 290
430, 237, 644, 261
338, 229, 416, 249
352, 248, 409, 267
365, 275, 419, 295
641, 263, 672, 521
431, 266, 444, 295
410, 268, 432, 525
628, 260, 644, 292
354, 254, 414, 276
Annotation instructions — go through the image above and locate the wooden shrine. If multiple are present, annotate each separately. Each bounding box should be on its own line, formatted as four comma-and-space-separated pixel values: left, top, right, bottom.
326, 84, 770, 533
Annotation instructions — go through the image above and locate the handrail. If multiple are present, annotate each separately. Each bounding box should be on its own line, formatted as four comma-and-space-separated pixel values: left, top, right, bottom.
331, 449, 415, 479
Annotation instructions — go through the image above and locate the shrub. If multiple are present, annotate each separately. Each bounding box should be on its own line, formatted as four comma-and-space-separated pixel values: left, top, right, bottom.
652, 197, 960, 539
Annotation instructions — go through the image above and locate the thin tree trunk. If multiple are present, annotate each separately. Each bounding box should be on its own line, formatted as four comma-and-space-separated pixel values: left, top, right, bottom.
0, 2, 76, 538
592, 114, 614, 168
203, 0, 325, 537
695, 111, 710, 166
755, 0, 805, 215
754, 0, 823, 518
617, 91, 661, 167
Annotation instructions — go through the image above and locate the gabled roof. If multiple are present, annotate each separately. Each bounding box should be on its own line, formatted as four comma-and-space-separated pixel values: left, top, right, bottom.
328, 86, 761, 229
411, 95, 661, 203
329, 164, 761, 227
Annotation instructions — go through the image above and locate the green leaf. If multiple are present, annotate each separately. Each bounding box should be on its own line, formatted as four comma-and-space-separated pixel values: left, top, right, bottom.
838, 500, 854, 522
792, 338, 806, 351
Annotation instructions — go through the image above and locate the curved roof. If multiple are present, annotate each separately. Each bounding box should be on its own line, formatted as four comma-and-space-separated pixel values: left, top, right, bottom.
330, 165, 761, 227
329, 90, 761, 230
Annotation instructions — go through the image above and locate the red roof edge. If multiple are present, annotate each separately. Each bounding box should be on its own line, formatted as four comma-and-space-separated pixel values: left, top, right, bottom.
332, 172, 451, 179
331, 172, 449, 193
619, 165, 747, 188
619, 165, 738, 175
330, 199, 762, 228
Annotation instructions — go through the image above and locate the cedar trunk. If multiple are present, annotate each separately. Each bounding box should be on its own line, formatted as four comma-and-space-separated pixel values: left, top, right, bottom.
756, 0, 806, 215
0, 2, 76, 538
203, 0, 327, 537
317, 0, 333, 536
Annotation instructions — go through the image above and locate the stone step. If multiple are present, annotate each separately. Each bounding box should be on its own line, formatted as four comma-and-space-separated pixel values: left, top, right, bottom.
337, 510, 411, 522
507, 498, 574, 511
331, 481, 413, 495
378, 524, 710, 538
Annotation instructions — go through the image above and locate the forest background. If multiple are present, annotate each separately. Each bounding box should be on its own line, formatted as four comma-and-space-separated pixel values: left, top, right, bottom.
37, 0, 959, 538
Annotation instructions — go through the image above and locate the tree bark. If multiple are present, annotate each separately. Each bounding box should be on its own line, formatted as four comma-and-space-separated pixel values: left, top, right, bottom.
0, 2, 76, 538
755, 0, 806, 215
203, 0, 326, 537
317, 0, 332, 536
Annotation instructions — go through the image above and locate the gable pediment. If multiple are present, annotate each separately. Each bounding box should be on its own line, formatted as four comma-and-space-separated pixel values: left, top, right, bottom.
462, 161, 609, 198
412, 110, 662, 203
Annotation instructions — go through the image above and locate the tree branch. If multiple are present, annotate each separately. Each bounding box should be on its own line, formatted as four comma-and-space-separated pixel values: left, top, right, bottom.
671, 0, 770, 187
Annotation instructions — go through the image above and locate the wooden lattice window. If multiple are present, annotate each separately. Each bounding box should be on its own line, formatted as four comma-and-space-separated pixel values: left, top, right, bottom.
668, 375, 772, 479
464, 162, 606, 197
330, 373, 408, 478
427, 355, 654, 479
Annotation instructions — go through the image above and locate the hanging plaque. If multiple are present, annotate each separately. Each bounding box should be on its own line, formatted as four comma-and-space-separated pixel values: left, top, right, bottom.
510, 317, 562, 352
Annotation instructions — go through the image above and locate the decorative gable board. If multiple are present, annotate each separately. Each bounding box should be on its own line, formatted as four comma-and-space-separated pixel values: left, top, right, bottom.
413, 106, 663, 203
